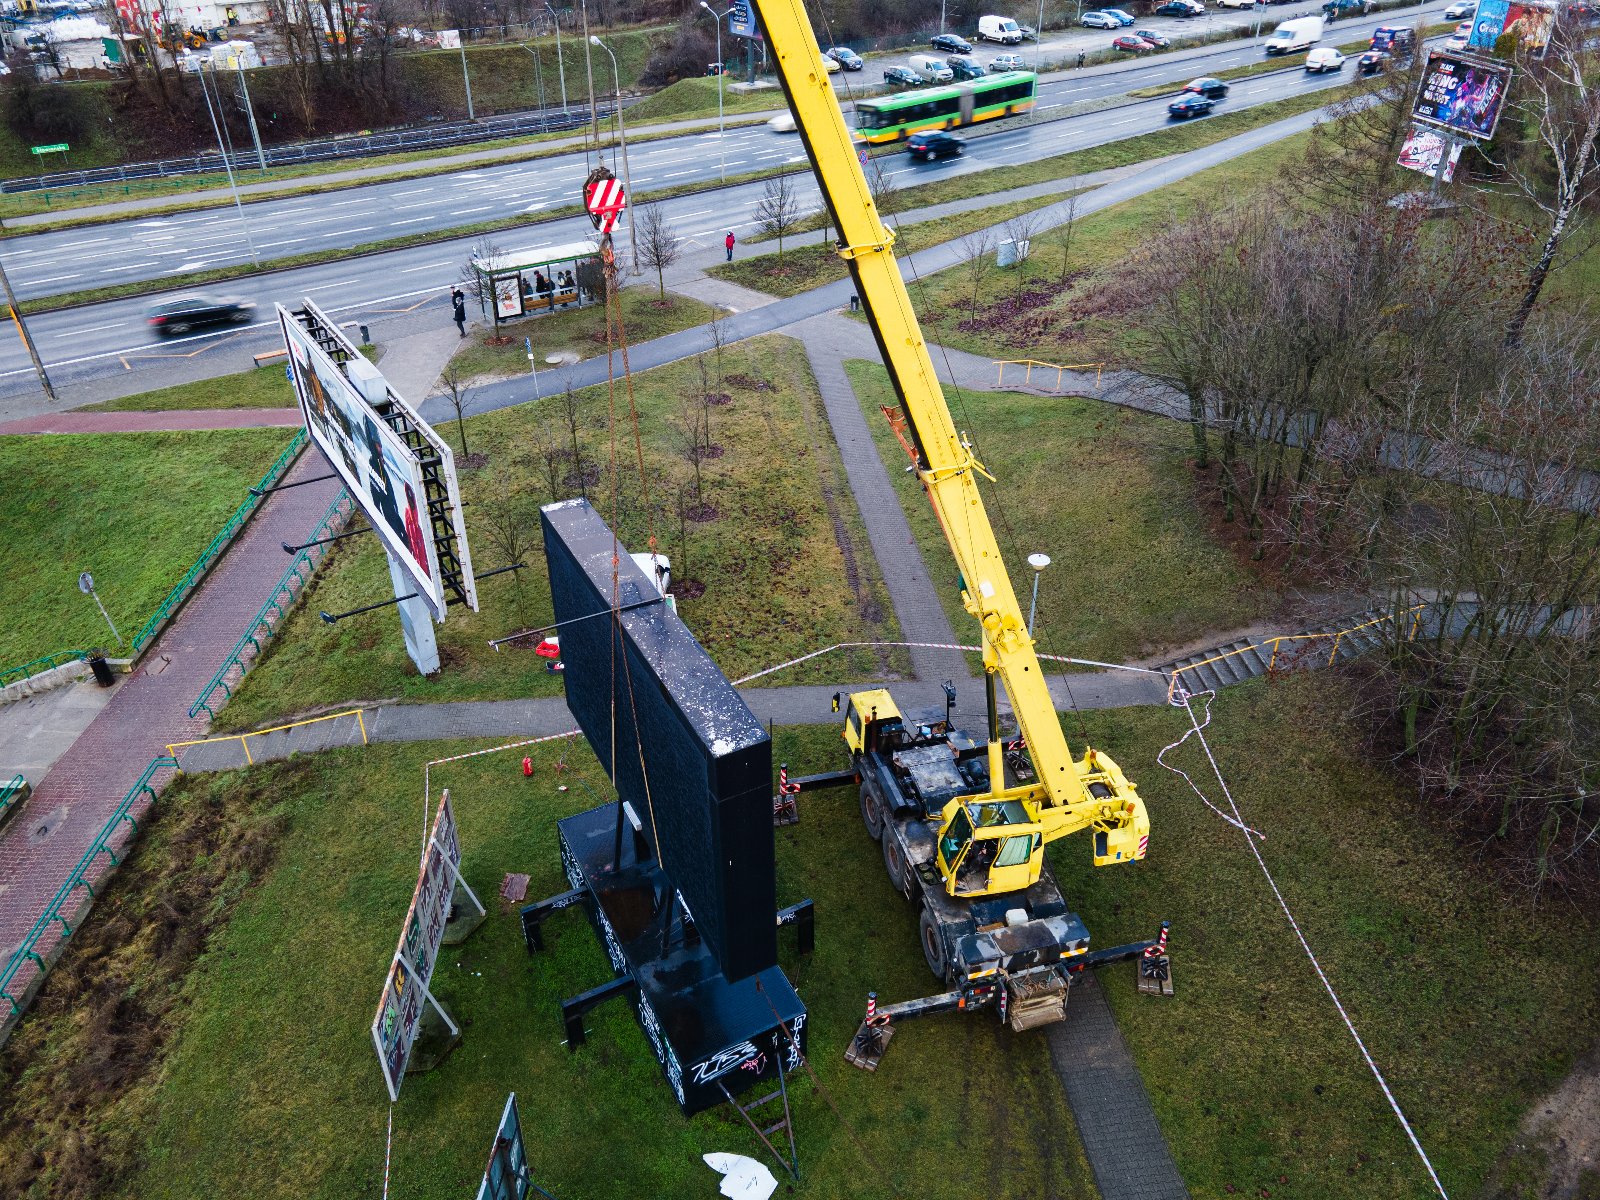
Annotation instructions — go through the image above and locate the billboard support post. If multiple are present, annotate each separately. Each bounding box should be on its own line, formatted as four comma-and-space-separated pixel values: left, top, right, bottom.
387, 550, 441, 676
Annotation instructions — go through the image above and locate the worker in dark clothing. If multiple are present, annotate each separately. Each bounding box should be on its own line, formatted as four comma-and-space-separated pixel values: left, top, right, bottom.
451, 288, 467, 337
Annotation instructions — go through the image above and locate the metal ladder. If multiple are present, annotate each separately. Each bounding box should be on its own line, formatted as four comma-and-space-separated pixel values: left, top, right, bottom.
718, 1053, 799, 1181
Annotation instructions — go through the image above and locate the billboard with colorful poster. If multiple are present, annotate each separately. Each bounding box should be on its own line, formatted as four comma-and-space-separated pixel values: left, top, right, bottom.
1412, 50, 1512, 140
1500, 0, 1555, 49
727, 0, 760, 38
279, 302, 450, 619
1467, 0, 1510, 48
1398, 126, 1465, 182
475, 1094, 529, 1200
371, 791, 481, 1102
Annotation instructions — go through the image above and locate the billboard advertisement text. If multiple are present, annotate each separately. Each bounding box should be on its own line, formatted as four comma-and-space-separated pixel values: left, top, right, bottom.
1398, 126, 1465, 182
1412, 50, 1511, 140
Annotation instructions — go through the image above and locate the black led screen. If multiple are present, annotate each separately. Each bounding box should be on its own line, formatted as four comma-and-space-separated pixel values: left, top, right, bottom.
541, 500, 776, 982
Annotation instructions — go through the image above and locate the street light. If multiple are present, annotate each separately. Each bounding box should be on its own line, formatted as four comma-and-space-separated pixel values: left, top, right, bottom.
518, 43, 546, 113
590, 34, 639, 275
543, 2, 568, 111
698, 0, 726, 182
1035, 0, 1045, 71
1026, 552, 1051, 637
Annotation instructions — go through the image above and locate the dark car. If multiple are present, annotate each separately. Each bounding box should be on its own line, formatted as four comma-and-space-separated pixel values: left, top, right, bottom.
948, 55, 987, 79
1184, 76, 1229, 98
1155, 1, 1202, 14
825, 45, 864, 69
1357, 48, 1390, 73
884, 65, 922, 86
1134, 28, 1171, 45
1368, 24, 1414, 51
906, 130, 964, 160
147, 293, 256, 336
1017, 23, 1038, 39
1167, 94, 1214, 118
931, 32, 973, 52
1112, 33, 1155, 51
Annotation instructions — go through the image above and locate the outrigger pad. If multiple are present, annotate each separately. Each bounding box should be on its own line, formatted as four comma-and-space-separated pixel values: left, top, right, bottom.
1137, 954, 1175, 998
844, 1019, 895, 1072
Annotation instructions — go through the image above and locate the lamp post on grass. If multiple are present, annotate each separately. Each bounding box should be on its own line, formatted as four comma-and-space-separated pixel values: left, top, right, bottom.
543, 2, 569, 110
1026, 552, 1051, 637
699, 0, 726, 182
590, 34, 639, 275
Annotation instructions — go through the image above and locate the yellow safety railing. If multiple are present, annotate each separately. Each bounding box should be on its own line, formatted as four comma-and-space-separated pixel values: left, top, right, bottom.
167, 708, 369, 767
994, 359, 1105, 392
1167, 604, 1429, 702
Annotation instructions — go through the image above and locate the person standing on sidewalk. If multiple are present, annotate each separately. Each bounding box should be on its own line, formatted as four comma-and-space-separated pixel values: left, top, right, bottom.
451, 288, 467, 338
725, 230, 736, 261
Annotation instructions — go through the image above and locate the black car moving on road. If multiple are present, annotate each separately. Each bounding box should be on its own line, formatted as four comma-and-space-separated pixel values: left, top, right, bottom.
1184, 75, 1229, 98
147, 293, 256, 336
931, 32, 973, 52
1357, 49, 1390, 73
884, 65, 922, 86
906, 131, 965, 160
1167, 94, 1215, 119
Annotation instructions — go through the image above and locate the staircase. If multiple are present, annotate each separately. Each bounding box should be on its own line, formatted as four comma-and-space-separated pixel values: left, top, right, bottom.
1155, 607, 1399, 697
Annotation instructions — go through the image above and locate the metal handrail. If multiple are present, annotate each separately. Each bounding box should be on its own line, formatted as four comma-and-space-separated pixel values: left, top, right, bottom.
0, 774, 26, 823
0, 755, 178, 1019
168, 707, 369, 767
130, 430, 307, 656
1167, 604, 1430, 701
188, 489, 353, 720
994, 358, 1105, 392
0, 648, 92, 689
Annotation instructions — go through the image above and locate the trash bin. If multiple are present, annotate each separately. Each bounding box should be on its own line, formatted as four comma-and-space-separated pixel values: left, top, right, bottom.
88, 655, 115, 688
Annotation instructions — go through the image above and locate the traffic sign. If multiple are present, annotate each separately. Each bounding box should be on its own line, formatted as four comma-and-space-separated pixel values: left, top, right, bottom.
583, 175, 627, 235
857, 147, 868, 168
31, 143, 68, 155
78, 571, 94, 594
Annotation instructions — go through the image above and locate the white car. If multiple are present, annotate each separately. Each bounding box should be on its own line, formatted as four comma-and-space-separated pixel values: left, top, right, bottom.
1446, 19, 1471, 48
1443, 0, 1474, 18
1081, 10, 1121, 27
766, 112, 797, 132
1217, 0, 1256, 8
1305, 46, 1346, 71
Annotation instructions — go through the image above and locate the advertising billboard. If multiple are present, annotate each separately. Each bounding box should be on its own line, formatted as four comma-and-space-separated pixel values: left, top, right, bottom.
1398, 126, 1465, 182
371, 792, 481, 1102
727, 0, 761, 39
1500, 1, 1554, 49
475, 1093, 529, 1200
1467, 0, 1510, 47
1412, 50, 1512, 140
279, 303, 459, 620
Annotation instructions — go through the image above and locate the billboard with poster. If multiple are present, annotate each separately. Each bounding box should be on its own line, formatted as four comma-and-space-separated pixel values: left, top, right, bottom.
1412, 50, 1512, 140
1398, 126, 1465, 182
1500, 1, 1554, 49
1467, 0, 1510, 48
727, 0, 760, 38
279, 302, 464, 621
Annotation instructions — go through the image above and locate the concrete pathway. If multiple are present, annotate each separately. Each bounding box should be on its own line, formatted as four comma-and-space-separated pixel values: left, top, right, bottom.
0, 677, 123, 787
0, 408, 302, 435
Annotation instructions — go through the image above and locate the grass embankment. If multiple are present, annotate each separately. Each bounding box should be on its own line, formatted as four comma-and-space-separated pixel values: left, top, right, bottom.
218, 334, 905, 729
4, 678, 1591, 1197
79, 362, 298, 412
710, 87, 1349, 299
1055, 677, 1599, 1197
0, 728, 1093, 1199
624, 75, 789, 123
446, 289, 717, 382
0, 427, 295, 667
847, 361, 1270, 662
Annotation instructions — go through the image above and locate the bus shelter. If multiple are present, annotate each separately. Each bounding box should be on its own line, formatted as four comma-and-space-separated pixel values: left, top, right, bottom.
470, 241, 603, 329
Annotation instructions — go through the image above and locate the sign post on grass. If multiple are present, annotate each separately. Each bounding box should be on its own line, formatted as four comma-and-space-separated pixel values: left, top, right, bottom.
475, 1093, 530, 1200
371, 790, 486, 1101
78, 570, 123, 647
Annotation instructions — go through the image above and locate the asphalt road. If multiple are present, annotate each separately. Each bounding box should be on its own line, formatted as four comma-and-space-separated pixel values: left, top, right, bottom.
0, 3, 1445, 404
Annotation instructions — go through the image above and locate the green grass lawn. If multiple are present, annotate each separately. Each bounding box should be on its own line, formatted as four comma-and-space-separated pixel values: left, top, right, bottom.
0, 428, 296, 667
3, 677, 1589, 1198
217, 335, 906, 729
847, 361, 1270, 664
625, 75, 790, 123
79, 363, 299, 412
447, 289, 718, 382
0, 728, 1094, 1199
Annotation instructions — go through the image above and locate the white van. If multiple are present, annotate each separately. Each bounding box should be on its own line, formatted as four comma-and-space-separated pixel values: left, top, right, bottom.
1264, 14, 1323, 54
978, 14, 1024, 43
909, 52, 955, 81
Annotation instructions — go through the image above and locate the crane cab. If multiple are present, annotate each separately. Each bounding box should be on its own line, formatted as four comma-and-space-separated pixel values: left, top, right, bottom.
935, 797, 1042, 897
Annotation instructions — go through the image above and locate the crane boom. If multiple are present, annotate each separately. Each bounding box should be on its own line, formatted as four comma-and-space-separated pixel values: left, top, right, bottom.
756, 0, 1146, 868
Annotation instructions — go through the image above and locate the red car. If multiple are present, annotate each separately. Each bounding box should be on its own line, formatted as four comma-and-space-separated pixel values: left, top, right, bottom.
1112, 34, 1156, 51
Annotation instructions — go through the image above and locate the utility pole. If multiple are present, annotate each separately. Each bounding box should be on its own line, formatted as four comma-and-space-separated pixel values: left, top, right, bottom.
79, 571, 123, 647
581, 0, 600, 171
459, 38, 476, 119
544, 1, 568, 110
0, 252, 55, 402
699, 1, 725, 182
197, 61, 260, 267
232, 56, 267, 173
592, 35, 638, 275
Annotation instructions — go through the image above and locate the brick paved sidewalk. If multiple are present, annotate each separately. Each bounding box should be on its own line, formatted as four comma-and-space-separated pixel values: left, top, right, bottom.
0, 409, 303, 435
0, 448, 338, 1012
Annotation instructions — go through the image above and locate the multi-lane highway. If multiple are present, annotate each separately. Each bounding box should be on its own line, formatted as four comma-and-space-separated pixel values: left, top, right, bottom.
0, 2, 1447, 406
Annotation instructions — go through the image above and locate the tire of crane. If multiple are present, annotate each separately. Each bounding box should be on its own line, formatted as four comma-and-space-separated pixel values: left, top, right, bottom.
860, 781, 884, 841
919, 906, 950, 980
883, 830, 913, 898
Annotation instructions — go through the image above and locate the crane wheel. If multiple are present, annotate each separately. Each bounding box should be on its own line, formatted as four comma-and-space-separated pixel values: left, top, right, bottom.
919, 907, 949, 979
883, 832, 912, 898
859, 782, 884, 841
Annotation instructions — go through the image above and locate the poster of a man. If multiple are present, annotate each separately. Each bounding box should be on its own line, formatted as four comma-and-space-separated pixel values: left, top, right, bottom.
1412, 50, 1512, 140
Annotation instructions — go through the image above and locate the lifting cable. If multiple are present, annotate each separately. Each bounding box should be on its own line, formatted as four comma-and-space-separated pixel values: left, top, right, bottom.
1161, 685, 1452, 1200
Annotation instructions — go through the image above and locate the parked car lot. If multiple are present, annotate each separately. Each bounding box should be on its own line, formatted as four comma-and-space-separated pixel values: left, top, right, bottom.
824, 46, 863, 69
1113, 33, 1157, 50
883, 65, 922, 86
1155, 0, 1205, 15
990, 52, 1027, 70
1101, 8, 1138, 24
948, 55, 987, 79
1081, 10, 1121, 27
931, 32, 973, 53
1134, 28, 1172, 46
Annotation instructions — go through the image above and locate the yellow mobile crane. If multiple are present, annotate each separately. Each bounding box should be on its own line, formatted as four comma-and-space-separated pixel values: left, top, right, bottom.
752, 0, 1166, 1050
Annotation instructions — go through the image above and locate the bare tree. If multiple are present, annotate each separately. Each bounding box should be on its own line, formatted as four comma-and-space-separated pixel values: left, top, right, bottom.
558, 384, 589, 497
459, 234, 507, 321
867, 155, 901, 220
1493, 20, 1600, 346
1002, 210, 1041, 301
531, 427, 566, 501
477, 463, 538, 605
676, 386, 708, 504
636, 202, 682, 300
957, 228, 994, 319
1050, 193, 1079, 286
706, 303, 728, 394
437, 364, 472, 456
752, 174, 803, 261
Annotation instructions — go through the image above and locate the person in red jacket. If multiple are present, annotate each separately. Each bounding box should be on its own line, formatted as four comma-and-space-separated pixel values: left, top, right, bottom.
725, 230, 736, 261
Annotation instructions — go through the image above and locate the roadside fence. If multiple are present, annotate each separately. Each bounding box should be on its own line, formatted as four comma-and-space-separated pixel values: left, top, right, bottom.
995, 358, 1105, 391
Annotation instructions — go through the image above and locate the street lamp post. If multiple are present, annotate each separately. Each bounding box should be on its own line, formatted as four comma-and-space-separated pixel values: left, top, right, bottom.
1026, 552, 1051, 637
519, 42, 546, 113
543, 2, 568, 110
196, 61, 259, 267
698, 1, 726, 182
590, 35, 639, 275
1035, 0, 1045, 71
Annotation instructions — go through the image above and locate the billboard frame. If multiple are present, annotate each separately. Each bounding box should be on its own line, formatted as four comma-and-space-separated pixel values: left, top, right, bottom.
1411, 49, 1513, 142
475, 1093, 530, 1200
279, 299, 478, 621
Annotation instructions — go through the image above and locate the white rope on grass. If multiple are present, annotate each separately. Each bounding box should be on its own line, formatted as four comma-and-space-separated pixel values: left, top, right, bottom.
730, 639, 1168, 686
1164, 689, 1451, 1200
382, 1103, 394, 1200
